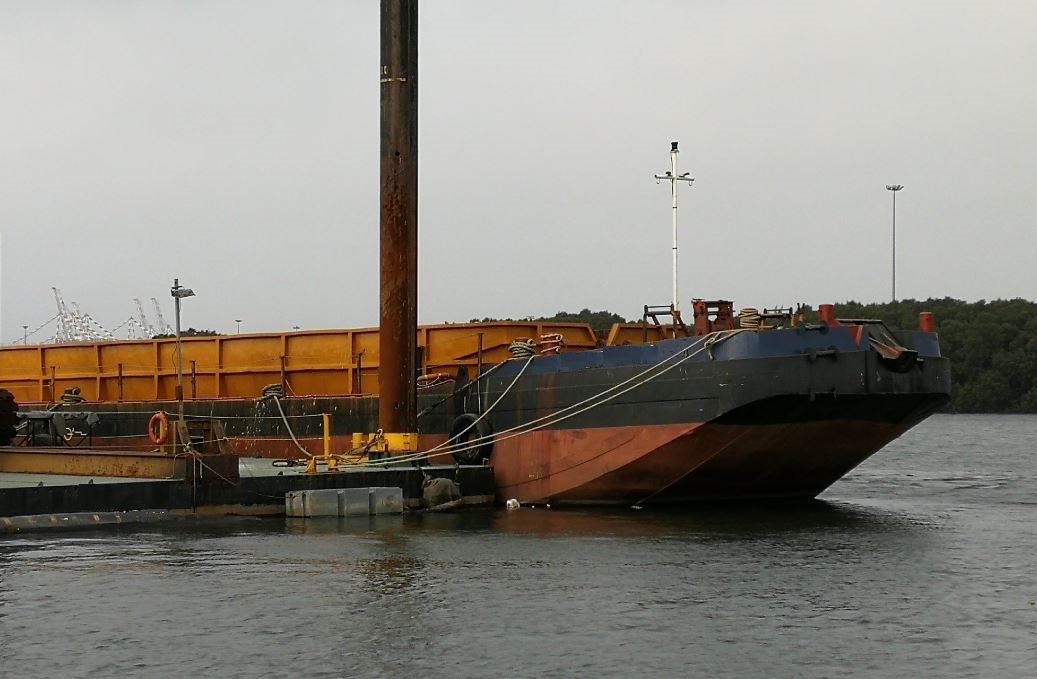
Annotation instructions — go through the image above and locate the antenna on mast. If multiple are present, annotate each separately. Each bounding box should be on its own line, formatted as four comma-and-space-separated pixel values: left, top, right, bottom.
654, 141, 695, 311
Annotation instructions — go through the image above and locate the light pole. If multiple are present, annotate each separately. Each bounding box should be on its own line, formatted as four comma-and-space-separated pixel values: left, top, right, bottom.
655, 141, 695, 313
22, 324, 28, 345
235, 319, 242, 334
171, 278, 196, 433
886, 184, 904, 302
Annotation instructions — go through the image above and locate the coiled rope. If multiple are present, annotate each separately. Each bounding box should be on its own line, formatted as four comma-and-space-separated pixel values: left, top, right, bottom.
508, 339, 537, 359
737, 308, 760, 330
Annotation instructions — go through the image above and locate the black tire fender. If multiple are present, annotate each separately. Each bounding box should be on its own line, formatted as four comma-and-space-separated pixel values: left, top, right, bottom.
448, 413, 493, 465
0, 388, 17, 446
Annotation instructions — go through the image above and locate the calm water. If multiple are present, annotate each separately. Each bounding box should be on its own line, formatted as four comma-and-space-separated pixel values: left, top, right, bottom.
1, 414, 1034, 678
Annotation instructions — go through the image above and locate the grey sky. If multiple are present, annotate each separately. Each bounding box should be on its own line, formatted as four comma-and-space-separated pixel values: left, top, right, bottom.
2, 1, 1035, 341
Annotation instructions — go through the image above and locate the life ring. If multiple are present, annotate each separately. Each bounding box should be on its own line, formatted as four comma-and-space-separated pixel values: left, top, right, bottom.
448, 413, 493, 465
148, 411, 169, 445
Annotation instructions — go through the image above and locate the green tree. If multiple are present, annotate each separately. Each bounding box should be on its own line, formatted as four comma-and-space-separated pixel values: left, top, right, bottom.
818, 298, 1037, 413
538, 309, 630, 332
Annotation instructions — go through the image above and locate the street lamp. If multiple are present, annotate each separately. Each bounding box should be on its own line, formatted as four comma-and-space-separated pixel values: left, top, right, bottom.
886, 184, 904, 302
235, 319, 242, 334
171, 278, 196, 434
22, 324, 28, 345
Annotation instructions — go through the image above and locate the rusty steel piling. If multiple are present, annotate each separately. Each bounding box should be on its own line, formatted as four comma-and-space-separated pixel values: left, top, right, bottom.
378, 0, 419, 434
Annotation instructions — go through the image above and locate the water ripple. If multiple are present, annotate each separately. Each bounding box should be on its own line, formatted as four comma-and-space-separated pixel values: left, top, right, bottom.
1, 415, 1035, 677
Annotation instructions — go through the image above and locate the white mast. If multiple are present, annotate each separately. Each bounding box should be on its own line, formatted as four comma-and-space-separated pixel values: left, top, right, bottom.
654, 141, 694, 312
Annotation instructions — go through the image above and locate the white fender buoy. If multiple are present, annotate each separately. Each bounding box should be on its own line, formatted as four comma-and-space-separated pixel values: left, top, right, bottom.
505, 498, 520, 511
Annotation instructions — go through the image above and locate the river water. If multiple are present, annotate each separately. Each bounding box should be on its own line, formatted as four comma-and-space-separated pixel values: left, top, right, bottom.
1, 414, 1034, 678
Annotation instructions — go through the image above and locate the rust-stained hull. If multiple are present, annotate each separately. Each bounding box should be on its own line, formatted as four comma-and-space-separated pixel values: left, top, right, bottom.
489, 400, 937, 505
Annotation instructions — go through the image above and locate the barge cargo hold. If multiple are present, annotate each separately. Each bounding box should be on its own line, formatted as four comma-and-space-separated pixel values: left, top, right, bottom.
0, 304, 951, 506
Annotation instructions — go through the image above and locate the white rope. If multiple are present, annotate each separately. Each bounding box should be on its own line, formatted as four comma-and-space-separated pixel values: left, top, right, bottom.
425, 352, 536, 455
429, 331, 735, 457
360, 330, 746, 467
268, 394, 315, 458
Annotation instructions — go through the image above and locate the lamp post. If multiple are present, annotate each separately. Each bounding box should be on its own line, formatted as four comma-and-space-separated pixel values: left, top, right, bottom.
886, 184, 903, 302
171, 278, 196, 432
22, 324, 28, 345
235, 319, 242, 335
655, 141, 695, 312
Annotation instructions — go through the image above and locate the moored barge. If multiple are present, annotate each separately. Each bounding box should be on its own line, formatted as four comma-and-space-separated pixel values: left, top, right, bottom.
0, 302, 950, 505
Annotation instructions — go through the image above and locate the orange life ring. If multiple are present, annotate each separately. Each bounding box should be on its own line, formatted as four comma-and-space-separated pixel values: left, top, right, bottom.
148, 411, 169, 445
417, 373, 455, 389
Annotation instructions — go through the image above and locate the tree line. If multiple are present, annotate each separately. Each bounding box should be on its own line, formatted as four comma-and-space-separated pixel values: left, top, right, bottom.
814, 298, 1037, 413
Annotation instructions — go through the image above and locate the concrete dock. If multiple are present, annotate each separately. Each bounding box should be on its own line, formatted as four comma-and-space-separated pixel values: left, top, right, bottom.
0, 457, 495, 531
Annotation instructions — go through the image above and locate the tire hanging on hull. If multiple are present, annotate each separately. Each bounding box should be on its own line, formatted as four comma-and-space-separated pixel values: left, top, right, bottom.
448, 413, 493, 465
0, 388, 18, 446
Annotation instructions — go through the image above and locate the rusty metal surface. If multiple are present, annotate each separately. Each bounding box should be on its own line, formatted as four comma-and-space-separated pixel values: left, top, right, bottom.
379, 0, 419, 434
0, 448, 186, 480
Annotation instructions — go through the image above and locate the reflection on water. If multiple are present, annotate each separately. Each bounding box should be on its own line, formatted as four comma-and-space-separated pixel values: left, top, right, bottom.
1, 414, 1035, 677
272, 498, 926, 542
482, 500, 930, 539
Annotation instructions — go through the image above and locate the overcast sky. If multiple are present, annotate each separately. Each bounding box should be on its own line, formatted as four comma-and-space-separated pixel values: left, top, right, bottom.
2, 1, 1035, 342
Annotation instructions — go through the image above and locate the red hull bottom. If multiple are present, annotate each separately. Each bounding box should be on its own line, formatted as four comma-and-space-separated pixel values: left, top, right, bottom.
492, 420, 910, 505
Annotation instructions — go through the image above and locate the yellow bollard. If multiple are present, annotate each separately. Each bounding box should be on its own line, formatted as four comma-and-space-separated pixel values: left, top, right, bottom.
323, 413, 331, 459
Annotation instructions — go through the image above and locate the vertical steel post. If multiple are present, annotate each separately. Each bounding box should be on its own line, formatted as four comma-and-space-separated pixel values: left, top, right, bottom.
655, 142, 694, 312
174, 282, 184, 425
379, 0, 418, 435
892, 189, 897, 302
476, 332, 484, 413
279, 355, 286, 396
886, 184, 903, 302
670, 144, 679, 311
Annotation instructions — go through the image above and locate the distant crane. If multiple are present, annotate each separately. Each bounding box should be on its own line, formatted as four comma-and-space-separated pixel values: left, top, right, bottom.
125, 316, 150, 339
150, 298, 173, 334
40, 288, 175, 344
51, 288, 93, 342
71, 302, 114, 341
51, 287, 73, 342
110, 316, 138, 339
133, 298, 157, 337
51, 287, 114, 342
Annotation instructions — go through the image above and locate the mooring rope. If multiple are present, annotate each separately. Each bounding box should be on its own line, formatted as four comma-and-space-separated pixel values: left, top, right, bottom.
357, 329, 747, 467
266, 394, 315, 458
